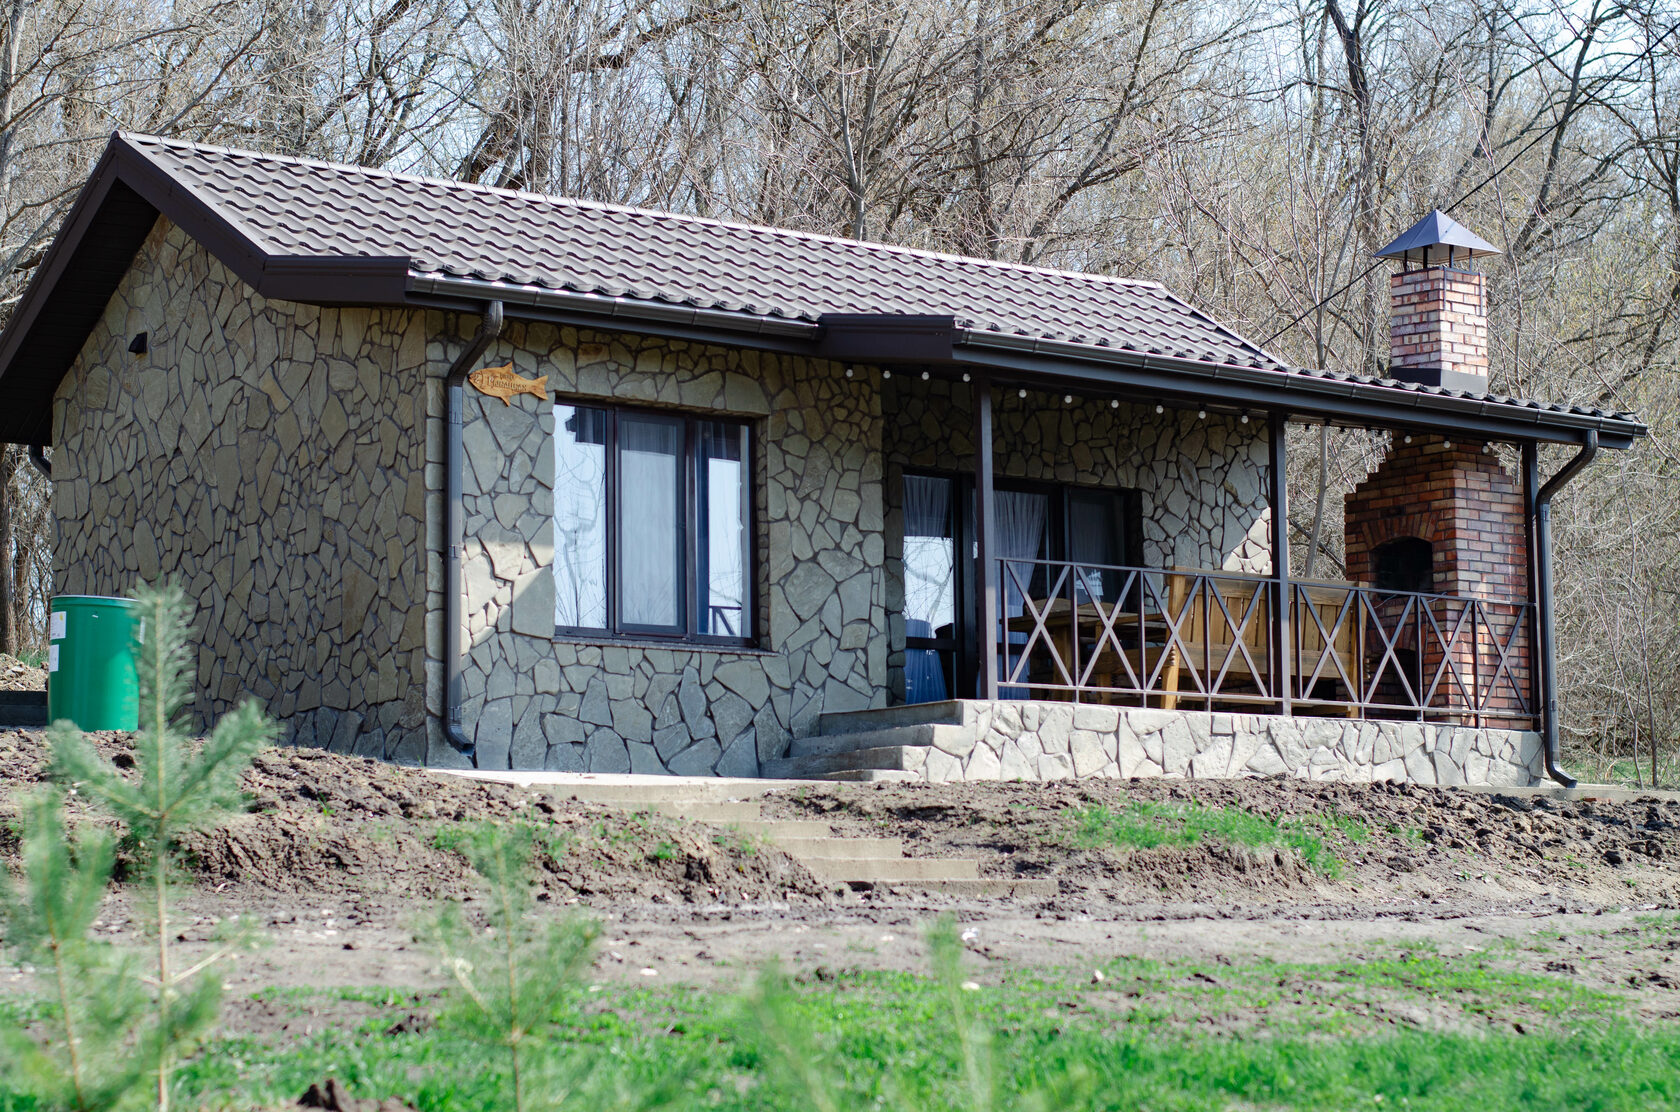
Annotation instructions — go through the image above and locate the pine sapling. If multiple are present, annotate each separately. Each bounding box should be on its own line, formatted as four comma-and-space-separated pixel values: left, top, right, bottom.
425, 822, 600, 1112
49, 580, 276, 1112
0, 791, 151, 1111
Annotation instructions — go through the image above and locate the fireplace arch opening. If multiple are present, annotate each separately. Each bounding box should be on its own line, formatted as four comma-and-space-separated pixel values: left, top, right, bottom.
1373, 535, 1434, 595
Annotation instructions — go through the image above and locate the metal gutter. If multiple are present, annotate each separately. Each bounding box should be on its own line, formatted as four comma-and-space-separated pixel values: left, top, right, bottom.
1531, 431, 1600, 788
26, 444, 48, 479
443, 301, 505, 764
407, 274, 819, 343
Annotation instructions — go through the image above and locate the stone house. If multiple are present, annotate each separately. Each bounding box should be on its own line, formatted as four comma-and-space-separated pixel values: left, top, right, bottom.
0, 135, 1647, 786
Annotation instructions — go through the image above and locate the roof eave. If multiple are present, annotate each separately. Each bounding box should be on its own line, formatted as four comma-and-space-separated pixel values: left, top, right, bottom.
952, 329, 1644, 449
407, 280, 1644, 447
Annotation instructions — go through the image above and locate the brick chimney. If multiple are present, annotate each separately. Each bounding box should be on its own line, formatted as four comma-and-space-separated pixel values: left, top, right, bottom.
1375, 210, 1501, 394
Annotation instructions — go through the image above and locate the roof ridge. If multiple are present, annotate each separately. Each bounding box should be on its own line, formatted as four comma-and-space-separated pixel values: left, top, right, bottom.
116, 131, 1205, 303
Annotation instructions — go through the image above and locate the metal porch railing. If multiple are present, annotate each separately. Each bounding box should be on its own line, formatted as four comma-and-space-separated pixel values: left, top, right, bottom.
993, 558, 1536, 729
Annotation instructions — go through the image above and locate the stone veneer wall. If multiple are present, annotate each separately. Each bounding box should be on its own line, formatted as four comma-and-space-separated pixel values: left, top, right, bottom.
882, 378, 1274, 699
430, 320, 889, 772
53, 220, 433, 757
894, 701, 1543, 786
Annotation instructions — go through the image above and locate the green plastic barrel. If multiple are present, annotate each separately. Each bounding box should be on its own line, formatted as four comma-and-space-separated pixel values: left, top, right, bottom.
47, 595, 139, 731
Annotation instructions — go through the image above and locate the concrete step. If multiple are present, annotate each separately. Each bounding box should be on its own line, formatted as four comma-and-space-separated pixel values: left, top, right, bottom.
643, 800, 766, 824
818, 701, 965, 736
727, 820, 834, 839
770, 836, 908, 859
808, 769, 924, 783
536, 779, 799, 805
883, 877, 1060, 898
762, 746, 931, 779
800, 856, 981, 882
789, 724, 969, 759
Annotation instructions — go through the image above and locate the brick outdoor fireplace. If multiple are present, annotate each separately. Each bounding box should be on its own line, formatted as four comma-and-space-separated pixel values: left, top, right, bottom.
1343, 212, 1532, 727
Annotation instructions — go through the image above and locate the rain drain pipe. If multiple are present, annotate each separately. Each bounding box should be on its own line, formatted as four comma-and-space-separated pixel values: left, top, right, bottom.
443, 301, 505, 764
26, 444, 49, 478
1531, 430, 1598, 788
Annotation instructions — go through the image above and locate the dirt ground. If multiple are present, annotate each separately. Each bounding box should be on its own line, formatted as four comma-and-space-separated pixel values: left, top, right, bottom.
0, 654, 47, 691
3, 727, 1680, 1041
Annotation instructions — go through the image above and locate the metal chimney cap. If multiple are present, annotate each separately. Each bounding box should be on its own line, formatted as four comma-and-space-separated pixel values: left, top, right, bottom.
1374, 209, 1502, 266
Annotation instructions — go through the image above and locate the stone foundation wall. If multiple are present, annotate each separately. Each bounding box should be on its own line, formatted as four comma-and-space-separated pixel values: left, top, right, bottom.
431, 321, 890, 772
896, 702, 1542, 786
53, 220, 433, 757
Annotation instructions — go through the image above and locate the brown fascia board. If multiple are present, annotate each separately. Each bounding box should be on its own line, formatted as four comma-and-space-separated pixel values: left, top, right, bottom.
0, 133, 415, 444
110, 137, 411, 303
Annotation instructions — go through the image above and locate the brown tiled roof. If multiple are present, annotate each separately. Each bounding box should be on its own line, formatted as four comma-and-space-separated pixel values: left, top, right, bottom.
0, 131, 1646, 446
127, 133, 1283, 371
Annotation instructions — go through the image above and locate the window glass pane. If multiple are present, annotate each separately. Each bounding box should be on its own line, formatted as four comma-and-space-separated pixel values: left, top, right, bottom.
618, 415, 684, 629
698, 421, 750, 637
552, 405, 607, 629
1068, 491, 1124, 602
902, 474, 954, 636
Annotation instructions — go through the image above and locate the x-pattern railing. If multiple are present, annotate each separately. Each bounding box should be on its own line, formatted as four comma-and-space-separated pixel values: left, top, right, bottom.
994, 558, 1536, 727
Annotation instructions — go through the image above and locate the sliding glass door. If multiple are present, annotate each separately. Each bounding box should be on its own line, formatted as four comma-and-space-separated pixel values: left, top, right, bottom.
903, 474, 959, 703
899, 470, 1142, 705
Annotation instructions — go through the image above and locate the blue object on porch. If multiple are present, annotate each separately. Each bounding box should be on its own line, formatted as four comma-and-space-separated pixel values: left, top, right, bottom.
904, 620, 947, 704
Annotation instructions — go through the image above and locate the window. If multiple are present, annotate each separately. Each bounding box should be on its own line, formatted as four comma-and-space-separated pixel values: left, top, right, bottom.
552, 403, 752, 643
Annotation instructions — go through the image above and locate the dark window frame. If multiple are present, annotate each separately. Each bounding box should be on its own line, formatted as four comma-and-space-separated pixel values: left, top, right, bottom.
553, 400, 756, 648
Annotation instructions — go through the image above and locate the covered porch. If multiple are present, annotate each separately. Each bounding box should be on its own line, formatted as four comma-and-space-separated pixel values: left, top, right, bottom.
851, 352, 1621, 785
886, 380, 1544, 733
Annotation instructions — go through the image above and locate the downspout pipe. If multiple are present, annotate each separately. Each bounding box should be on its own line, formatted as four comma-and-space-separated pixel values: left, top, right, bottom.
26, 444, 49, 478
1533, 430, 1599, 788
443, 302, 505, 764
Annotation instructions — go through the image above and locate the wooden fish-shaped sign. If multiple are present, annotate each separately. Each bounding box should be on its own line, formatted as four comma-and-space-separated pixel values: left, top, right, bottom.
468, 362, 549, 405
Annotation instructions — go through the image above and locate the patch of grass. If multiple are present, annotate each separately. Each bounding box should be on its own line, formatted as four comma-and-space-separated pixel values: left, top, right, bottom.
431, 817, 578, 866
712, 828, 765, 857
35, 951, 1666, 1112
1065, 800, 1362, 876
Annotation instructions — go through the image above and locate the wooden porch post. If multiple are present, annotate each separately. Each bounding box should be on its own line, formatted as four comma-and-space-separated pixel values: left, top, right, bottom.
974, 374, 999, 700
1268, 411, 1292, 715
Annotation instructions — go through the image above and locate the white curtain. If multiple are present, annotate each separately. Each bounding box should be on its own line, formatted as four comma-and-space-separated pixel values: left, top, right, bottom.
995, 490, 1048, 617
993, 490, 1048, 699
903, 475, 954, 703
619, 417, 682, 627
903, 475, 954, 629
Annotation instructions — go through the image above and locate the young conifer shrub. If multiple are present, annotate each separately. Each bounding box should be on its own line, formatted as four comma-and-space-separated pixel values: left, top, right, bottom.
0, 791, 155, 1111
426, 821, 604, 1112
43, 579, 276, 1112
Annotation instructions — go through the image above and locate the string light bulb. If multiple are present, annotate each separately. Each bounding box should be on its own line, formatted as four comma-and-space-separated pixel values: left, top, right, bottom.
1018, 388, 1028, 398
1197, 409, 1207, 420
1110, 399, 1120, 408
1064, 394, 1073, 404
961, 373, 971, 383
921, 370, 930, 380
1239, 413, 1250, 424
844, 366, 854, 379
1443, 440, 1453, 450
1155, 404, 1165, 414
882, 369, 892, 380
1403, 434, 1412, 444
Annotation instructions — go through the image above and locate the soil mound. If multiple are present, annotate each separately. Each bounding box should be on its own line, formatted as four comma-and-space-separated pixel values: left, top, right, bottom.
0, 736, 832, 905
761, 776, 1680, 907
0, 654, 46, 691
184, 748, 833, 904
